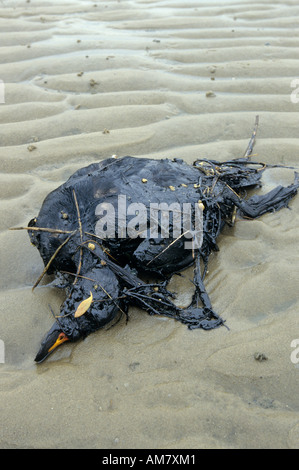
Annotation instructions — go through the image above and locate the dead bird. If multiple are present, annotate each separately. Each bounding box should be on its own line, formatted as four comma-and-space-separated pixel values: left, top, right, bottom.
17, 116, 298, 362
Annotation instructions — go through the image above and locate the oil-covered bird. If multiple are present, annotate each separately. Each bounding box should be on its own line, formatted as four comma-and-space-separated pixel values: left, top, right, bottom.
24, 117, 298, 363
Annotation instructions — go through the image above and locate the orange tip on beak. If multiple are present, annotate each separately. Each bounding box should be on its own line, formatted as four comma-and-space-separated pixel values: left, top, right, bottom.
48, 332, 69, 353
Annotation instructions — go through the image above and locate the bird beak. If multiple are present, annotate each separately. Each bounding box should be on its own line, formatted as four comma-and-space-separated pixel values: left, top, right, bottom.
35, 323, 69, 363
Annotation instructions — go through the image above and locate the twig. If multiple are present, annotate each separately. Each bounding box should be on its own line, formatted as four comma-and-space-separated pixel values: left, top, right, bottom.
73, 189, 83, 240
9, 226, 73, 234
81, 237, 118, 261
72, 189, 83, 286
244, 115, 259, 158
61, 271, 97, 283
146, 230, 190, 266
84, 231, 104, 241
32, 231, 76, 291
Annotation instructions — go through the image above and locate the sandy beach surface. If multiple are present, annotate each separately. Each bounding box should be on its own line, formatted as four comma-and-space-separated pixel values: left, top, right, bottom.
1, 0, 299, 449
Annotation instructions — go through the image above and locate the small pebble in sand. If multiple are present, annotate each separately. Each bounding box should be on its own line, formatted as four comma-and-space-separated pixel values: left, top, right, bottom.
254, 352, 268, 362
27, 144, 37, 152
206, 91, 216, 98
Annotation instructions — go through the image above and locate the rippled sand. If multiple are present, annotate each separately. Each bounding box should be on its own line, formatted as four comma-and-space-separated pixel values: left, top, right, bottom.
1, 0, 299, 449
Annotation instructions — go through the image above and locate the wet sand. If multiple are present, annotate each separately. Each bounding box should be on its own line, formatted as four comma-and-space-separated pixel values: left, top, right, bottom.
1, 0, 299, 449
